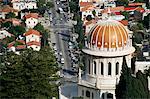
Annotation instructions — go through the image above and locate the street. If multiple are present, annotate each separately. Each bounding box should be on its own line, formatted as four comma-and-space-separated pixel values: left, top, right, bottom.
49, 0, 74, 72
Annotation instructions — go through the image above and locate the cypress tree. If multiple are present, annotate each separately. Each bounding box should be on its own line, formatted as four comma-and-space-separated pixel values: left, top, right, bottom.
115, 56, 133, 99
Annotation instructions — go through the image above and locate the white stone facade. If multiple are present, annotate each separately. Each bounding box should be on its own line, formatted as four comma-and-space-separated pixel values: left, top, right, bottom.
0, 30, 12, 39
25, 34, 40, 43
135, 61, 150, 73
27, 45, 40, 51
25, 17, 38, 28
12, 0, 37, 11
78, 20, 135, 99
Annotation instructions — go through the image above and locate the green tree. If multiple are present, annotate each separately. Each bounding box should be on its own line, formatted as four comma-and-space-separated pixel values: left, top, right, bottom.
46, 2, 54, 9
0, 47, 59, 98
1, 36, 15, 47
116, 57, 150, 98
8, 25, 26, 37
1, 21, 12, 28
5, 12, 16, 19
92, 10, 96, 16
37, 0, 46, 8
121, 11, 129, 20
134, 0, 144, 2
74, 15, 84, 44
86, 15, 92, 21
34, 23, 49, 46
115, 56, 133, 99
143, 14, 149, 29
137, 23, 144, 30
117, 0, 129, 6
69, 1, 79, 13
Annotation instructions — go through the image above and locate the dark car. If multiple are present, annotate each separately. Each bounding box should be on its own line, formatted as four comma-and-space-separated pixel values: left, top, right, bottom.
63, 69, 78, 75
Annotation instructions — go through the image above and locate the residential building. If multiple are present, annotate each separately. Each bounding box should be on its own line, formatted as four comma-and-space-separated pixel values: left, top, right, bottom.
11, 0, 37, 11
25, 13, 39, 29
24, 29, 41, 51
0, 30, 14, 40
0, 5, 18, 19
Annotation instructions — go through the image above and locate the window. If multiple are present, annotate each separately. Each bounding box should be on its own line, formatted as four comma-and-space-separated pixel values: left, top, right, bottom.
92, 93, 94, 99
94, 61, 96, 75
1, 33, 3, 34
32, 35, 34, 37
82, 90, 84, 96
116, 62, 119, 75
108, 62, 111, 75
28, 21, 30, 24
89, 60, 90, 74
27, 6, 28, 8
101, 62, 104, 75
86, 90, 90, 97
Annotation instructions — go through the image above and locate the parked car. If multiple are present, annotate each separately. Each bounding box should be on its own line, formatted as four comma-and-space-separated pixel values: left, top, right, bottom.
61, 58, 65, 64
63, 69, 77, 75
53, 45, 57, 51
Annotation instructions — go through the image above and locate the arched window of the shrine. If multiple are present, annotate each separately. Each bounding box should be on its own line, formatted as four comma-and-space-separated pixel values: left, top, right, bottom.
94, 61, 96, 75
116, 62, 119, 75
86, 90, 90, 97
101, 62, 104, 75
108, 62, 111, 75
89, 60, 90, 74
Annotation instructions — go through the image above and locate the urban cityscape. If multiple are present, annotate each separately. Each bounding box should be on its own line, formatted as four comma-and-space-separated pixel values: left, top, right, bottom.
0, 0, 149, 99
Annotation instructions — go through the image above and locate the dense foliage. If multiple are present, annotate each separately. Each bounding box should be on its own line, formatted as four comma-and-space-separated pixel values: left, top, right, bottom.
33, 23, 49, 46
116, 57, 150, 99
8, 25, 26, 37
0, 47, 59, 98
5, 12, 16, 19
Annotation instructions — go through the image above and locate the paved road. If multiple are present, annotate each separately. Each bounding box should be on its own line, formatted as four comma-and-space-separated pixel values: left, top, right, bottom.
49, 0, 73, 70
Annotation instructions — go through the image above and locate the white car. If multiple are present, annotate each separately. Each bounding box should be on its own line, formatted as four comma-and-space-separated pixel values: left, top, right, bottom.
61, 58, 65, 64
69, 42, 73, 46
56, 1, 59, 4
69, 45, 73, 49
59, 52, 62, 56
53, 45, 57, 51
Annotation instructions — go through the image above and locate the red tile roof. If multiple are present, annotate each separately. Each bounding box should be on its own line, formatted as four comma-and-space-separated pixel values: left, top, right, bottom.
128, 3, 144, 6
102, 6, 124, 13
79, 2, 93, 7
80, 5, 95, 11
5, 18, 21, 25
16, 45, 26, 50
114, 12, 121, 15
0, 5, 18, 12
135, 7, 145, 13
26, 41, 41, 46
24, 13, 39, 19
84, 20, 97, 26
16, 40, 25, 44
24, 29, 41, 37
124, 7, 136, 11
7, 41, 15, 48
119, 20, 128, 26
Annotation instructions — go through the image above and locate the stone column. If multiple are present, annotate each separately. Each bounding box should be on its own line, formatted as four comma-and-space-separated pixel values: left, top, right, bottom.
104, 59, 107, 77
78, 68, 82, 84
112, 58, 115, 76
148, 76, 150, 91
104, 93, 107, 99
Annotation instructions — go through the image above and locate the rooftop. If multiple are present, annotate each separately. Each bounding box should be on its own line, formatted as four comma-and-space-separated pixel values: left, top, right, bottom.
24, 29, 41, 36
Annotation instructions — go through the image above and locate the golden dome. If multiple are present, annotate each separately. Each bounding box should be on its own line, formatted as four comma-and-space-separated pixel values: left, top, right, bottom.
90, 20, 128, 48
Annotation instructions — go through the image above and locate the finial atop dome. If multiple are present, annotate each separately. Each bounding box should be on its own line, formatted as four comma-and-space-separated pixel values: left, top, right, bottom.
107, 7, 111, 19
107, 7, 111, 14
